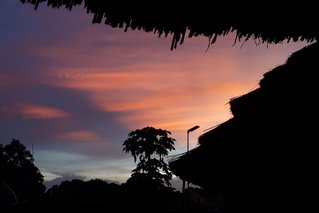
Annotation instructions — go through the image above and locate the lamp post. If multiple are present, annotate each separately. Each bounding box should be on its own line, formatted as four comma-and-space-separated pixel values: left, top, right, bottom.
182, 125, 200, 193
182, 125, 199, 212
187, 125, 200, 153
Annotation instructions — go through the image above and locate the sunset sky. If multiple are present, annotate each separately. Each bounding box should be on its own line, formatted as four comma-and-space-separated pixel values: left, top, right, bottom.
0, 1, 309, 189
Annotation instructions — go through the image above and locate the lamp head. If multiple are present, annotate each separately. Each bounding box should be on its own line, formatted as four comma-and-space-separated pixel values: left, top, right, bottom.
187, 125, 200, 133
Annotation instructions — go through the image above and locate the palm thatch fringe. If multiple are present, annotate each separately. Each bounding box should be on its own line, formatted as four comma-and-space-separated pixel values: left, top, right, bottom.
20, 0, 318, 49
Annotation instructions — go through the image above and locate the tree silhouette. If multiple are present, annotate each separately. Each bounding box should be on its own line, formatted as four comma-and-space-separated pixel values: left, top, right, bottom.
0, 139, 45, 201
123, 126, 175, 187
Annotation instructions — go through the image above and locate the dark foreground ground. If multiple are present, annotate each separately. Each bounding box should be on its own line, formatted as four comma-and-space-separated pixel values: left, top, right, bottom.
2, 200, 215, 213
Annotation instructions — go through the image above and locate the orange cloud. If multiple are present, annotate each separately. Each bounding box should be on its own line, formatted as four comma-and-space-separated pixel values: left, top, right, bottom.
39, 54, 256, 139
105, 81, 250, 138
43, 68, 187, 92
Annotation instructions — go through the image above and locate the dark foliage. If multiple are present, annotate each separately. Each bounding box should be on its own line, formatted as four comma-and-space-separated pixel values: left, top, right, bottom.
40, 178, 184, 213
0, 139, 45, 201
123, 126, 175, 187
44, 179, 120, 202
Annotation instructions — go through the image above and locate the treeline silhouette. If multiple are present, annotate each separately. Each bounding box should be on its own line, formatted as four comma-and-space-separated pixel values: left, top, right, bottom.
3, 178, 218, 213
1, 139, 218, 213
42, 178, 182, 213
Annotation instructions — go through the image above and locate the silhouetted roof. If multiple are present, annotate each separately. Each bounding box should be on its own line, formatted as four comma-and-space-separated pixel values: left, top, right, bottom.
169, 42, 319, 208
20, 1, 318, 49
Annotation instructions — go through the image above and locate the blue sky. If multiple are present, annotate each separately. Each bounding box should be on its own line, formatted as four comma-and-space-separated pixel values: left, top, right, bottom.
0, 0, 309, 190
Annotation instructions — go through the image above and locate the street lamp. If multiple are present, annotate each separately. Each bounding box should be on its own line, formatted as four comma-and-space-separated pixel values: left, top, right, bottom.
182, 125, 200, 212
187, 125, 200, 153
183, 125, 200, 193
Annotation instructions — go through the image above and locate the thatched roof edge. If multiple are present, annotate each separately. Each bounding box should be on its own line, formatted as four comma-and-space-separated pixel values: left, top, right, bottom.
20, 0, 318, 50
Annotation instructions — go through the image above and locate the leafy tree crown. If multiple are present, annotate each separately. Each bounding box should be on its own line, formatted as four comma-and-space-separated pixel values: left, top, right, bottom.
123, 126, 175, 187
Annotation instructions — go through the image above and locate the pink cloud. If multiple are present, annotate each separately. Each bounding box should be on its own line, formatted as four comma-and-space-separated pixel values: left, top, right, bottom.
53, 130, 101, 142
0, 73, 10, 87
0, 103, 70, 119
0, 73, 23, 88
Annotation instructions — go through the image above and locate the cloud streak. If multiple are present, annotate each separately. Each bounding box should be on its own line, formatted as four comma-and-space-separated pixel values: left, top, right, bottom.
0, 103, 70, 119
54, 130, 102, 142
